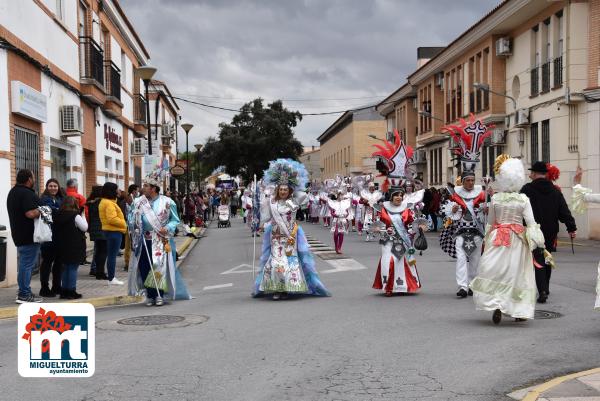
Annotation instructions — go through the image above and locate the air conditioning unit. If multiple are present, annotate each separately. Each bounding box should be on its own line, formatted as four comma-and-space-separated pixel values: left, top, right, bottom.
131, 138, 147, 156
495, 37, 512, 57
514, 108, 530, 127
161, 123, 171, 138
60, 105, 84, 136
491, 129, 506, 145
413, 149, 427, 164
435, 72, 444, 89
161, 136, 171, 146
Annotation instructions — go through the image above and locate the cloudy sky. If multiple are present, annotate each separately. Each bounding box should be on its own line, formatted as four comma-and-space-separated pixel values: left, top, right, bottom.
120, 0, 500, 147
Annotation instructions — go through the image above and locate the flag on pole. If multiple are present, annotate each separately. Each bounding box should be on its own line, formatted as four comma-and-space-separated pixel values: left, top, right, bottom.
252, 176, 260, 233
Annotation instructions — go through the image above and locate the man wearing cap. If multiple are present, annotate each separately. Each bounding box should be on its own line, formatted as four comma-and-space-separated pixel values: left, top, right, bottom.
445, 171, 487, 298
521, 161, 577, 303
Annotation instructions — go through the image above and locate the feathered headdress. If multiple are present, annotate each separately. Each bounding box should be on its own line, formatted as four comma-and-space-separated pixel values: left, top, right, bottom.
263, 158, 309, 191
442, 114, 493, 177
144, 157, 170, 187
371, 129, 414, 194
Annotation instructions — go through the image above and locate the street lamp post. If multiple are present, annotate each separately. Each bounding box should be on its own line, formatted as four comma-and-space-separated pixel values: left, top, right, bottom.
136, 65, 157, 155
473, 82, 517, 109
194, 144, 203, 190
181, 122, 194, 196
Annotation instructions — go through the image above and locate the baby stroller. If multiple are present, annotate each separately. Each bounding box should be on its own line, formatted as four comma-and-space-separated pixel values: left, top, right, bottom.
217, 204, 231, 228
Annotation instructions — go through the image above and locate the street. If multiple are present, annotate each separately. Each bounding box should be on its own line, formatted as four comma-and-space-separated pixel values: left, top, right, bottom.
1, 216, 599, 401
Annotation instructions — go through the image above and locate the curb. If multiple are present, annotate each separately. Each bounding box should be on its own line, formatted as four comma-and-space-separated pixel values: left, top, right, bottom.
521, 367, 600, 401
0, 227, 207, 320
0, 295, 144, 320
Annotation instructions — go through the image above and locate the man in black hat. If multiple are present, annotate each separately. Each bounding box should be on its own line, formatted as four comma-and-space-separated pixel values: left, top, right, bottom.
521, 161, 577, 303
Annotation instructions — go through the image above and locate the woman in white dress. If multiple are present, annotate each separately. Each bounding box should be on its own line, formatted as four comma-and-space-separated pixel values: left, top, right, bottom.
252, 159, 330, 300
470, 156, 546, 324
571, 167, 600, 310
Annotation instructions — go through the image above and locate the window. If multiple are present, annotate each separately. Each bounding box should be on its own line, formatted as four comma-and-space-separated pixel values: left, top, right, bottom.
116, 159, 123, 175
531, 25, 540, 96
15, 127, 40, 192
437, 148, 442, 184
56, 0, 65, 22
530, 122, 539, 162
541, 120, 550, 162
120, 51, 127, 86
105, 156, 112, 180
554, 10, 564, 87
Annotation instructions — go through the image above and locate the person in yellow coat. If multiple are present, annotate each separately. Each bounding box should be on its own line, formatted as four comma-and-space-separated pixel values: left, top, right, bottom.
99, 182, 127, 285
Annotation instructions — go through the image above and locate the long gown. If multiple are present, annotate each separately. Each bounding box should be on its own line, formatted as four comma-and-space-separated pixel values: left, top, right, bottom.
372, 201, 422, 294
470, 192, 545, 319
572, 184, 600, 310
252, 195, 330, 297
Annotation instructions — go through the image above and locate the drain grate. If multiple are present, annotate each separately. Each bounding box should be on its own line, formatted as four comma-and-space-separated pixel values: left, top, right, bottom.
117, 315, 186, 326
534, 310, 563, 319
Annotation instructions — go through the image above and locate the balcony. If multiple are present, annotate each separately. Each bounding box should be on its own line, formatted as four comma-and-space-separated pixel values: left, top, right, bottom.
103, 61, 123, 118
133, 94, 148, 136
541, 61, 551, 93
79, 36, 106, 105
553, 56, 563, 88
530, 67, 539, 97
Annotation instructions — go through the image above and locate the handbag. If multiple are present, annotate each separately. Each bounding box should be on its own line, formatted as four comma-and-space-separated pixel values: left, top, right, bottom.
414, 227, 428, 252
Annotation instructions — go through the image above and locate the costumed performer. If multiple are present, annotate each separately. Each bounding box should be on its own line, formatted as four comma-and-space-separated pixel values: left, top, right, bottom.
128, 160, 191, 306
371, 130, 426, 296
470, 155, 546, 324
252, 159, 330, 300
441, 115, 489, 298
572, 167, 600, 310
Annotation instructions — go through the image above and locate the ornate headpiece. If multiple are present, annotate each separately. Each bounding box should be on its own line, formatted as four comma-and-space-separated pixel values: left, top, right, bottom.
371, 129, 414, 194
144, 157, 170, 187
263, 158, 308, 192
493, 154, 511, 176
442, 114, 493, 178
546, 163, 560, 182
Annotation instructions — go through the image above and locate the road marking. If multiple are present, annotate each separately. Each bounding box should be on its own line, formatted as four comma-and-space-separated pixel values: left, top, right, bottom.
203, 283, 234, 290
222, 264, 254, 274
321, 258, 368, 274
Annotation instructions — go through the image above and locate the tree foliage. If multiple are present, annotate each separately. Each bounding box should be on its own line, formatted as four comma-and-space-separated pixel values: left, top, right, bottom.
199, 98, 304, 182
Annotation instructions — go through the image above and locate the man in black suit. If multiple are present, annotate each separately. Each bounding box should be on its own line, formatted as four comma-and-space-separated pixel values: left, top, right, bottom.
521, 161, 577, 303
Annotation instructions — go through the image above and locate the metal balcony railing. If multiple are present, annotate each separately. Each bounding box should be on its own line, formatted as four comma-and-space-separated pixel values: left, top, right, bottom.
105, 61, 121, 101
541, 61, 551, 93
530, 66, 539, 96
554, 56, 563, 88
134, 94, 147, 125
79, 36, 104, 86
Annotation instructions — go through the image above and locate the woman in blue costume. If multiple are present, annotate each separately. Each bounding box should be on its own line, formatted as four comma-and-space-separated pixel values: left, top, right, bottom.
127, 160, 191, 306
253, 159, 330, 300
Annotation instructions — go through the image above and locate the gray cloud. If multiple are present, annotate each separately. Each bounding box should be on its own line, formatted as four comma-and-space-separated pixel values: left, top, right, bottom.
120, 0, 500, 146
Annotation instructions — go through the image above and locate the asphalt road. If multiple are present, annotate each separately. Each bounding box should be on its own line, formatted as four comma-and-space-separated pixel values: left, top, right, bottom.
0, 216, 599, 401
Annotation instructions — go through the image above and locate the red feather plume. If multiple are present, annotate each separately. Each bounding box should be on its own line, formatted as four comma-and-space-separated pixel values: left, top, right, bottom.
546, 163, 560, 182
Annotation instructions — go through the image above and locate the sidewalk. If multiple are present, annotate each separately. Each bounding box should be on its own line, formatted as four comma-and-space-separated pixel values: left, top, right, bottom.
509, 368, 600, 400
0, 229, 203, 319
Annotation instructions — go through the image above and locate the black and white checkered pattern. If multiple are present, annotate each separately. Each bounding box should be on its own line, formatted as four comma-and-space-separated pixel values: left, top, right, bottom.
439, 225, 457, 259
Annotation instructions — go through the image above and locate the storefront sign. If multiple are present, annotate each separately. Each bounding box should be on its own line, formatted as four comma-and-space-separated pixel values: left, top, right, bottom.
104, 124, 122, 153
11, 81, 47, 122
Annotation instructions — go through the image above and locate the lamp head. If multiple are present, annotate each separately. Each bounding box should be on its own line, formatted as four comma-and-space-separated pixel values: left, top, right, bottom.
194, 144, 203, 151
418, 110, 432, 118
137, 65, 157, 81
473, 82, 490, 91
181, 122, 194, 133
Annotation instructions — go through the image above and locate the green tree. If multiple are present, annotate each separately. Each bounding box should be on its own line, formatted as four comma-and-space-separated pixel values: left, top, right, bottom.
200, 98, 303, 182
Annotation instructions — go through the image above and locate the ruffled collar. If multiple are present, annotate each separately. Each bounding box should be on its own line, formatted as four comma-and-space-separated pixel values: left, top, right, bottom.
383, 201, 405, 213
455, 185, 483, 199
493, 192, 526, 203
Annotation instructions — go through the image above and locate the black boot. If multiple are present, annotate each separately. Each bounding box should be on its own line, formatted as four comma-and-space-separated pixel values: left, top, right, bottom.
456, 289, 468, 298
39, 286, 55, 297
537, 291, 548, 304
71, 290, 82, 299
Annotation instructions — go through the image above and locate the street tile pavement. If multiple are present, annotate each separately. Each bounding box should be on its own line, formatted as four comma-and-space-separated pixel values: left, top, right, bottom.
0, 235, 195, 305
510, 371, 600, 401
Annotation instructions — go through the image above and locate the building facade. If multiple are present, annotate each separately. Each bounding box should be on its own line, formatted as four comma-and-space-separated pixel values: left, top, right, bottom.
317, 106, 386, 180
375, 0, 600, 239
299, 146, 321, 183
0, 0, 177, 287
